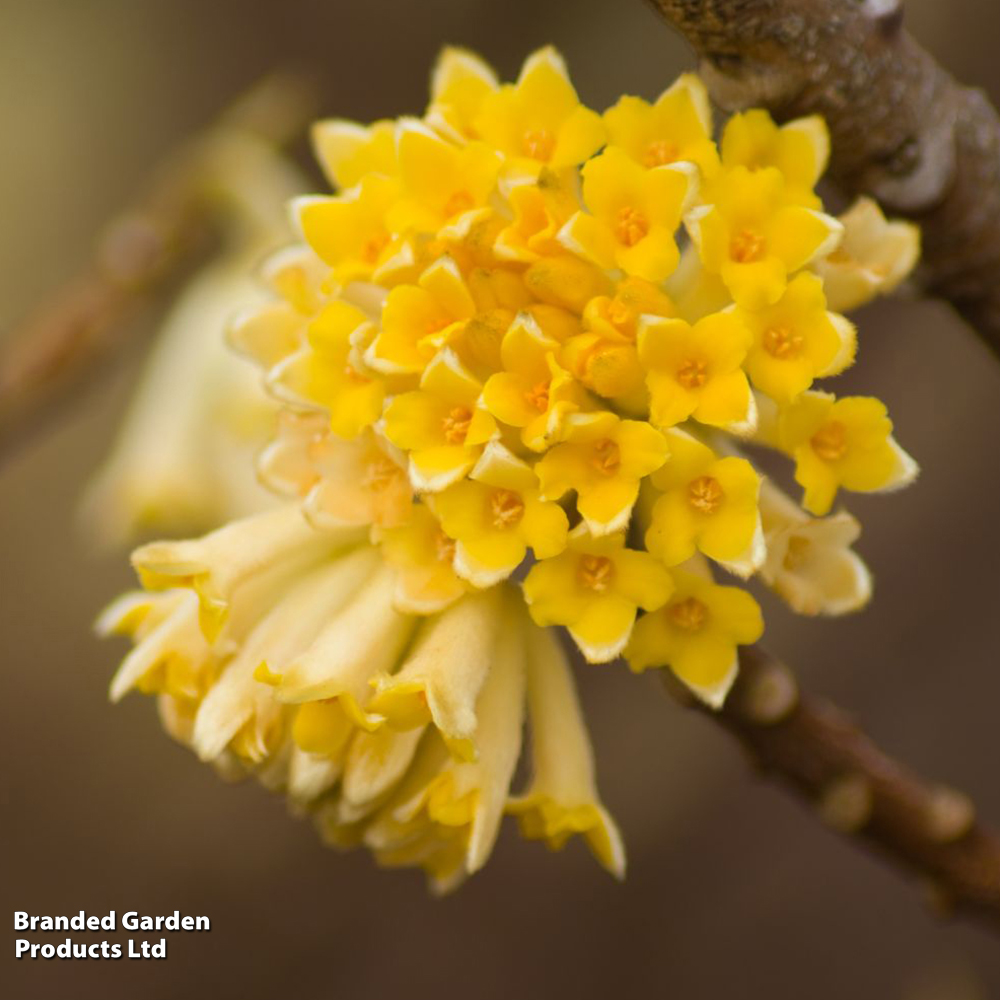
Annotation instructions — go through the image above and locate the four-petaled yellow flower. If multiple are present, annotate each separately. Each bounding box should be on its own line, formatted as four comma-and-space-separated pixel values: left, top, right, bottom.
627, 569, 764, 707
645, 429, 763, 576
777, 391, 918, 515
536, 411, 668, 535
295, 174, 399, 283
687, 165, 842, 309
719, 109, 829, 208
474, 46, 606, 176
369, 256, 476, 375
603, 73, 719, 177
268, 299, 384, 439
376, 502, 470, 613
383, 349, 498, 491
389, 119, 501, 236
481, 312, 589, 451
561, 146, 698, 282
431, 442, 569, 587
737, 272, 856, 404
637, 311, 755, 432
523, 527, 674, 662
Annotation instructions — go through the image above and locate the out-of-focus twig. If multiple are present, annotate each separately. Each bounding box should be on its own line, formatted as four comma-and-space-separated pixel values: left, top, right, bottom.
0, 73, 317, 463
644, 0, 1000, 360
663, 647, 1000, 932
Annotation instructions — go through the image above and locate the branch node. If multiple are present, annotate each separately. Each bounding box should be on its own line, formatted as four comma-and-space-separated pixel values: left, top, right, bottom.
735, 657, 798, 726
818, 773, 875, 834
924, 787, 977, 845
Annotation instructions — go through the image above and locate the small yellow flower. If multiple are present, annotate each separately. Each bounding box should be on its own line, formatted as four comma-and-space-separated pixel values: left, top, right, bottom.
481, 312, 588, 451
297, 428, 412, 531
494, 169, 578, 263
719, 109, 829, 207
383, 348, 498, 491
474, 46, 606, 175
536, 410, 668, 535
507, 624, 624, 877
268, 298, 385, 437
759, 480, 871, 616
295, 174, 400, 283
311, 118, 397, 190
645, 429, 763, 575
376, 503, 471, 614
687, 166, 842, 309
388, 119, 501, 236
737, 272, 856, 404
637, 311, 756, 432
560, 146, 697, 282
603, 73, 719, 176
626, 568, 763, 707
778, 390, 918, 515
523, 526, 674, 662
431, 442, 569, 587
368, 256, 476, 375
424, 47, 499, 141
813, 197, 921, 312
562, 277, 676, 410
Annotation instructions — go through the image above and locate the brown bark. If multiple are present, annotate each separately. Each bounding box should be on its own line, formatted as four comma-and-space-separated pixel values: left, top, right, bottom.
663, 646, 1000, 929
645, 0, 1000, 357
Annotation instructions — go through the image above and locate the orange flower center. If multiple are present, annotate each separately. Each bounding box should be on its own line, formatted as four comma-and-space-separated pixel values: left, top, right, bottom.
490, 488, 525, 529
441, 406, 474, 445
614, 206, 650, 247
343, 363, 370, 385
363, 454, 401, 492
522, 128, 556, 161
676, 358, 708, 389
525, 380, 550, 413
730, 229, 766, 264
434, 530, 457, 563
763, 324, 804, 360
783, 535, 811, 571
443, 190, 475, 218
591, 438, 622, 475
643, 140, 678, 168
811, 421, 848, 462
670, 596, 709, 632
688, 475, 725, 514
361, 233, 388, 264
578, 554, 614, 592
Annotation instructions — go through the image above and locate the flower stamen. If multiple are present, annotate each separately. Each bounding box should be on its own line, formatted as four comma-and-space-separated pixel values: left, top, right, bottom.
441, 406, 474, 445
522, 128, 555, 161
591, 438, 621, 475
676, 358, 708, 389
811, 421, 848, 462
578, 554, 614, 592
489, 488, 525, 529
614, 206, 650, 247
730, 229, 766, 264
763, 325, 804, 360
669, 597, 709, 632
643, 140, 678, 168
688, 475, 725, 514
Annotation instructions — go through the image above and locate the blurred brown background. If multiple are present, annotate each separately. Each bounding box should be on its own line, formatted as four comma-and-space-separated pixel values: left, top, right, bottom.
2, 1, 999, 997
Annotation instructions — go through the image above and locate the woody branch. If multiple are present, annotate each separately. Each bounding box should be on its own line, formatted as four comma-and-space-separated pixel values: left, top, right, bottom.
645, 0, 1000, 358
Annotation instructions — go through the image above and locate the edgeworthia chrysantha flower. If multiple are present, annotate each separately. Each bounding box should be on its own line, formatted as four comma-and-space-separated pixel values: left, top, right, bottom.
101, 46, 920, 890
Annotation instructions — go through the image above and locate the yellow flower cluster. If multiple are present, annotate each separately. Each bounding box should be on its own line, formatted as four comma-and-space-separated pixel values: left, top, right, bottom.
103, 46, 920, 889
